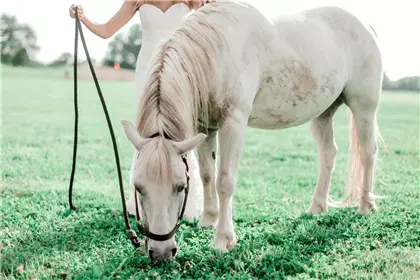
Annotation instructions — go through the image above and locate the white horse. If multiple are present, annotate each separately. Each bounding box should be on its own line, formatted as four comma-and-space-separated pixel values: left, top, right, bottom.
121, 1, 382, 260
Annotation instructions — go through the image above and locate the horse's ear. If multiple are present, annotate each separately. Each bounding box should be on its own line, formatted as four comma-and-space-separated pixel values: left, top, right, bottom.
121, 120, 147, 151
172, 133, 207, 155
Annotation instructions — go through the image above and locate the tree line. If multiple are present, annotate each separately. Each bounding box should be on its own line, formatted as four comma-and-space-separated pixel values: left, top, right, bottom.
382, 74, 420, 92
1, 13, 419, 92
1, 13, 142, 69
1, 14, 40, 66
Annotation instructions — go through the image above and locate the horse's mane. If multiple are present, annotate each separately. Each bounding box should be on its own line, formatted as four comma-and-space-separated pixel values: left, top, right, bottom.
136, 2, 239, 141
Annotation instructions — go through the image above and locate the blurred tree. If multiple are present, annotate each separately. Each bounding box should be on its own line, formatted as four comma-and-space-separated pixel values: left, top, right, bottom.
49, 52, 73, 67
383, 73, 420, 92
10, 48, 30, 66
104, 33, 125, 68
394, 76, 420, 92
103, 24, 142, 70
1, 13, 40, 65
382, 73, 394, 90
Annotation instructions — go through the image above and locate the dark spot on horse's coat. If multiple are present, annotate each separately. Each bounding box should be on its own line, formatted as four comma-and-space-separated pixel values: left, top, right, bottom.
219, 99, 233, 126
266, 76, 274, 83
292, 101, 297, 107
212, 151, 216, 160
206, 95, 237, 129
217, 97, 237, 128
350, 30, 359, 41
269, 111, 294, 126
281, 60, 317, 102
320, 71, 339, 94
201, 174, 211, 185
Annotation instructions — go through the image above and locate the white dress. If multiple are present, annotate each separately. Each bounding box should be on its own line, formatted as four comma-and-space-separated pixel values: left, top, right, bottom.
126, 3, 204, 220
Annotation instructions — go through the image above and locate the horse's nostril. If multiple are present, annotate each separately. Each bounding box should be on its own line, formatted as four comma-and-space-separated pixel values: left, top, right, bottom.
148, 250, 155, 259
171, 247, 178, 257
148, 247, 177, 260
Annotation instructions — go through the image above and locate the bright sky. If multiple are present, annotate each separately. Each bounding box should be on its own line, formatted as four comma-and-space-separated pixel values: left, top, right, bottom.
3, 0, 419, 80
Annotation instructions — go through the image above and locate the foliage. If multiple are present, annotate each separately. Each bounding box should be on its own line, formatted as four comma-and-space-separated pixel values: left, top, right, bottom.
383, 73, 420, 92
1, 13, 40, 66
103, 24, 142, 70
1, 66, 419, 279
10, 48, 30, 66
49, 52, 73, 67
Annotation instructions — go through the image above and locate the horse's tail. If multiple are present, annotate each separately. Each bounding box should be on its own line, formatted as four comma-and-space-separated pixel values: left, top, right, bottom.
368, 24, 378, 38
341, 112, 364, 206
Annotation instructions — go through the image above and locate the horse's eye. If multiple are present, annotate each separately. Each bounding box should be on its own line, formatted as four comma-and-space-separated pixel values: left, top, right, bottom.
135, 184, 145, 196
175, 184, 185, 193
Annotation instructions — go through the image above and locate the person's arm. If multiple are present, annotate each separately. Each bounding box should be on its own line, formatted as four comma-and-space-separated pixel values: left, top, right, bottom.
69, 1, 138, 39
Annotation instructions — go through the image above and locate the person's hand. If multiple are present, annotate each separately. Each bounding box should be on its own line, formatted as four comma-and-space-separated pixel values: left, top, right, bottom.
199, 0, 215, 7
202, 0, 216, 5
69, 4, 85, 20
189, 0, 215, 10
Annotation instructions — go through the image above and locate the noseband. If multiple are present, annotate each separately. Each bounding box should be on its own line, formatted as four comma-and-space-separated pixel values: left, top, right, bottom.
134, 133, 190, 243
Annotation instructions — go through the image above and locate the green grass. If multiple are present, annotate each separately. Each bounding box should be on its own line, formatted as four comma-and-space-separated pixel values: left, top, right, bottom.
1, 65, 419, 279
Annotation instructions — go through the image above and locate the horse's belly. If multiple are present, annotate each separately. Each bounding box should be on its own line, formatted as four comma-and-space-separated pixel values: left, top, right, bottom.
248, 55, 345, 130
248, 86, 341, 130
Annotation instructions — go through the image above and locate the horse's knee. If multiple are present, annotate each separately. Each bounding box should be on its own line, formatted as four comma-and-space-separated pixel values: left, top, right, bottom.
322, 143, 338, 171
199, 161, 215, 186
357, 128, 378, 165
217, 171, 235, 197
200, 172, 212, 185
360, 143, 377, 167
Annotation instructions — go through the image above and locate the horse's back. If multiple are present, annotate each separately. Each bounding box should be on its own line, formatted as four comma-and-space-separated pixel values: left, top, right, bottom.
191, 2, 382, 129
303, 6, 381, 75
298, 6, 383, 104
236, 5, 382, 129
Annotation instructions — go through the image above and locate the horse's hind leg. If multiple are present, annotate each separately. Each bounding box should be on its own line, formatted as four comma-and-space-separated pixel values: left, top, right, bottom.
344, 91, 381, 214
306, 98, 343, 214
344, 66, 382, 214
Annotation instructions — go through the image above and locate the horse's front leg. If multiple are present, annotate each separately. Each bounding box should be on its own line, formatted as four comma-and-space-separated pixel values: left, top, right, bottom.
197, 130, 219, 228
213, 109, 248, 252
126, 151, 139, 216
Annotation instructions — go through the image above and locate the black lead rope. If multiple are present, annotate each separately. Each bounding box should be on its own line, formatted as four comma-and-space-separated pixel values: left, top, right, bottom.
68, 8, 140, 248
68, 11, 79, 212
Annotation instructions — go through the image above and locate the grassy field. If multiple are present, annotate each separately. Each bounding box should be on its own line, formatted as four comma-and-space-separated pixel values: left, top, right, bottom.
1, 66, 419, 279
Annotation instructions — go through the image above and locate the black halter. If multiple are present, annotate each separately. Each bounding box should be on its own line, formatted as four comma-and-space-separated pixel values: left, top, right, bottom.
134, 133, 190, 242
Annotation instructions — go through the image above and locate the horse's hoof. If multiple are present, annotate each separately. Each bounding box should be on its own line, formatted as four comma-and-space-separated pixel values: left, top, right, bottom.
184, 215, 197, 223
212, 232, 237, 252
356, 201, 377, 215
305, 202, 327, 215
198, 214, 218, 228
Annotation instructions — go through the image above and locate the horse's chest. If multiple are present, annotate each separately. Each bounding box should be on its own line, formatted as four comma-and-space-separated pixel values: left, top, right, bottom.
248, 62, 343, 129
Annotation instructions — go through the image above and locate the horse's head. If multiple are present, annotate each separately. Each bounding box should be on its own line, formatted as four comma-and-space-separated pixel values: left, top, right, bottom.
121, 120, 206, 261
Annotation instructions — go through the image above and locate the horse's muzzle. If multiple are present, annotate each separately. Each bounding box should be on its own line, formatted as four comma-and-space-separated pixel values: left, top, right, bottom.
148, 246, 178, 261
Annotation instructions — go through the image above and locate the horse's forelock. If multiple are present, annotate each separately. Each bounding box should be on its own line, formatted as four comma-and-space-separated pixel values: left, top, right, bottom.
143, 138, 172, 186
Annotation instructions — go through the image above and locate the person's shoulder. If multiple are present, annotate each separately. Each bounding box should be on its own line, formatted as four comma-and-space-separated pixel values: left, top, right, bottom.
125, 0, 142, 12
